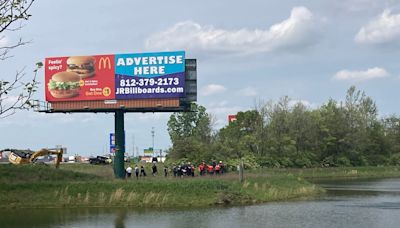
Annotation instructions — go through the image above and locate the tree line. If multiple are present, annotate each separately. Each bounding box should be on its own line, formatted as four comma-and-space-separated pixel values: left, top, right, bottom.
167, 86, 400, 168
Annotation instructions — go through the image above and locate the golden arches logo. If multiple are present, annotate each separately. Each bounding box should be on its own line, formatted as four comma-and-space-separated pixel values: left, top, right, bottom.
98, 57, 111, 70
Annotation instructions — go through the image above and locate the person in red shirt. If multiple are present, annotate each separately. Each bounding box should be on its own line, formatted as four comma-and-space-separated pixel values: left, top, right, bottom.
207, 164, 214, 175
215, 164, 221, 175
199, 162, 206, 176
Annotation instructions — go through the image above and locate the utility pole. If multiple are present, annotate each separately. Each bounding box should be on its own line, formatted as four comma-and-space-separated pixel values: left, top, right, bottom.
151, 127, 155, 157
132, 134, 135, 157
114, 110, 125, 179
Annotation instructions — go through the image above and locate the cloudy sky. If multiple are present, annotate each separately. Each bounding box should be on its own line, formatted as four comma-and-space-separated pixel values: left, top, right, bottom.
1, 0, 400, 157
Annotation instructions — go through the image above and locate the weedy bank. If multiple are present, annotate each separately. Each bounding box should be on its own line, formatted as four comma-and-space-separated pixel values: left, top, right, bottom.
0, 164, 322, 208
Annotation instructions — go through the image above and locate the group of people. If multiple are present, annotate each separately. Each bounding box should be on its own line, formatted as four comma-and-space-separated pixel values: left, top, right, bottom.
198, 160, 225, 176
125, 160, 225, 179
125, 165, 147, 179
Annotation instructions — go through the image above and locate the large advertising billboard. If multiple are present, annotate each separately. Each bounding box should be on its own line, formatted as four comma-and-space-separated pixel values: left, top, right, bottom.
45, 51, 185, 102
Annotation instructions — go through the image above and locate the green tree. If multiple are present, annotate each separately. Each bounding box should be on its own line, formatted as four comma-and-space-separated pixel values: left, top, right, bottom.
167, 103, 213, 162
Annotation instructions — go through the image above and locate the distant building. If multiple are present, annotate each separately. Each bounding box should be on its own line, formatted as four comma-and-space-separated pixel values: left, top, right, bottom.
140, 156, 166, 163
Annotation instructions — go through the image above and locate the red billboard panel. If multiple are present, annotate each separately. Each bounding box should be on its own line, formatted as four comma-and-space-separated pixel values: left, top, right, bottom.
45, 55, 115, 102
228, 115, 237, 123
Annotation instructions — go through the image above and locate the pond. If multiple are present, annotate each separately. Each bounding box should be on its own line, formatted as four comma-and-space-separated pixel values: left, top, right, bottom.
2, 178, 400, 227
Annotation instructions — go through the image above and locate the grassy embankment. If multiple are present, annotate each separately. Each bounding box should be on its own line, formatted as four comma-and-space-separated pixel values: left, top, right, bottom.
0, 164, 321, 209
260, 166, 400, 179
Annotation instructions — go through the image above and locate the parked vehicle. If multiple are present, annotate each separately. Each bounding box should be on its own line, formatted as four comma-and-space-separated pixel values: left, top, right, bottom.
89, 156, 112, 165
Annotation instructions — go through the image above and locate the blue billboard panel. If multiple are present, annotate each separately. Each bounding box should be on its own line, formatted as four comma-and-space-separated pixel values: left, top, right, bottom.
115, 51, 185, 99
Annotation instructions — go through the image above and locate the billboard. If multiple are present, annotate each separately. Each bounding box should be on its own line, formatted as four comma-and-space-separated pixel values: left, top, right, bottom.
110, 133, 115, 153
45, 51, 185, 102
144, 147, 154, 155
228, 115, 237, 123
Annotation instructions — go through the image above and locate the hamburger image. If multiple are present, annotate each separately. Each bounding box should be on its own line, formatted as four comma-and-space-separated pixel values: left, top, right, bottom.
47, 71, 81, 99
66, 56, 95, 78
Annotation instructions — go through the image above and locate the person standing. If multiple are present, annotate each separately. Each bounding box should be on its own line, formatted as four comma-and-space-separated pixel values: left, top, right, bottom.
164, 166, 168, 177
126, 166, 132, 178
219, 161, 225, 174
207, 164, 214, 175
215, 163, 221, 175
134, 165, 139, 179
152, 163, 158, 176
140, 165, 146, 177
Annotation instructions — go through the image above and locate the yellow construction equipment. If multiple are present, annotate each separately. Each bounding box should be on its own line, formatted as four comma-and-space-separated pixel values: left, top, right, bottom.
6, 148, 64, 168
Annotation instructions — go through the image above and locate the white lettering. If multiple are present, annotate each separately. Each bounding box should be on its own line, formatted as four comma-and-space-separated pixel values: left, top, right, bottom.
117, 58, 125, 66
156, 56, 164, 64
126, 58, 134, 66
134, 67, 142, 75
133, 57, 141, 65
143, 66, 149, 74
48, 59, 62, 65
168, 56, 176, 64
176, 55, 183, 64
159, 66, 165, 74
150, 66, 158, 74
142, 57, 148, 65
149, 57, 156, 64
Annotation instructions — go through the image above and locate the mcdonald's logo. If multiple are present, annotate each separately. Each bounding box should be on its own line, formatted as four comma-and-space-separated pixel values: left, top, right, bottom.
98, 57, 111, 70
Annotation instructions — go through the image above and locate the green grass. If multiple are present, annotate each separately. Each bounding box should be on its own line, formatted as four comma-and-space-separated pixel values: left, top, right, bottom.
2, 164, 399, 209
258, 166, 400, 180
0, 164, 323, 209
6, 164, 399, 209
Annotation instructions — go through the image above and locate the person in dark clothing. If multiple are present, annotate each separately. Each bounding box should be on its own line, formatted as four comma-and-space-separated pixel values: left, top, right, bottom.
173, 165, 177, 177
177, 165, 183, 177
140, 166, 146, 177
212, 160, 217, 168
134, 166, 139, 179
152, 163, 158, 176
164, 166, 168, 177
186, 162, 192, 176
219, 161, 225, 174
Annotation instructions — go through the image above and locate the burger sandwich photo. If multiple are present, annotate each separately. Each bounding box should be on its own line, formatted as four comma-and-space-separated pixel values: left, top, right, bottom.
47, 71, 81, 99
66, 56, 96, 78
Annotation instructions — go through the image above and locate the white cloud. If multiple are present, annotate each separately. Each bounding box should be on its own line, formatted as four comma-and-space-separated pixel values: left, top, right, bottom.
201, 84, 227, 96
333, 67, 389, 81
145, 6, 319, 55
337, 0, 385, 12
137, 113, 169, 121
355, 9, 400, 45
239, 87, 258, 97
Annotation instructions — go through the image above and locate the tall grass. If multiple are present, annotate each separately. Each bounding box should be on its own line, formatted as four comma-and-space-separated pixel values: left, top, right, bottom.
11, 164, 400, 208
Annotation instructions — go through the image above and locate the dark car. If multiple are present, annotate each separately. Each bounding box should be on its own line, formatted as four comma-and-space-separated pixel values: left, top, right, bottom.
89, 156, 112, 165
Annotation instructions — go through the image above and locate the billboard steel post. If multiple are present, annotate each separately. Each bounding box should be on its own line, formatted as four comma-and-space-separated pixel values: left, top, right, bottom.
114, 110, 125, 178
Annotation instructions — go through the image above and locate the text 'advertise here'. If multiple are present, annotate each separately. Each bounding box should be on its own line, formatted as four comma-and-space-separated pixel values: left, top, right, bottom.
45, 51, 186, 102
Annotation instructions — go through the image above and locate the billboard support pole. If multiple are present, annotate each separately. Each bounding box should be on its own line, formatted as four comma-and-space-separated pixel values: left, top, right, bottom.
114, 110, 125, 178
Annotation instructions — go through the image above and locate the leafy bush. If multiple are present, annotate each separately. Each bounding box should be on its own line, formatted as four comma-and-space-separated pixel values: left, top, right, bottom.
389, 153, 400, 166
294, 157, 312, 168
337, 156, 351, 167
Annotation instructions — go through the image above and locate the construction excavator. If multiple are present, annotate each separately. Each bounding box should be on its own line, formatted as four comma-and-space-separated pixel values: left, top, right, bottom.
4, 148, 64, 168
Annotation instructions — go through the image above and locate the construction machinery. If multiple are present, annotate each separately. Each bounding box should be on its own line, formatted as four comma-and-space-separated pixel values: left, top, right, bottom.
4, 148, 64, 168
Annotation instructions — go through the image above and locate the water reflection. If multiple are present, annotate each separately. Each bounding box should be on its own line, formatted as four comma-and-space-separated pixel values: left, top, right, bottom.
2, 178, 400, 228
114, 209, 127, 228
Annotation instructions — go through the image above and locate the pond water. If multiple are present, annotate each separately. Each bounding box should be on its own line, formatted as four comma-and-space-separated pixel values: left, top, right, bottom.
2, 178, 400, 228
